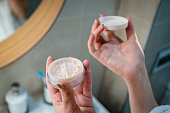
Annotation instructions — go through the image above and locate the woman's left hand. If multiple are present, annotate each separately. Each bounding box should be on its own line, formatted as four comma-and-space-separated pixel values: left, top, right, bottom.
46, 56, 96, 113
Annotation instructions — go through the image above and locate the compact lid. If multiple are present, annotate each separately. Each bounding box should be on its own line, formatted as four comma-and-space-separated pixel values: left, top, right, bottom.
99, 16, 128, 31
5, 83, 27, 104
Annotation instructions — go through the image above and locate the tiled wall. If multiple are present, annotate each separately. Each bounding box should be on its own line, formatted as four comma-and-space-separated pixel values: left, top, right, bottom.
99, 0, 160, 112
0, 0, 118, 106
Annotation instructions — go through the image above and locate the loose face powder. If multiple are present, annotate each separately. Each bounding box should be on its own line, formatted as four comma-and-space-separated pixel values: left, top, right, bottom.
48, 57, 85, 88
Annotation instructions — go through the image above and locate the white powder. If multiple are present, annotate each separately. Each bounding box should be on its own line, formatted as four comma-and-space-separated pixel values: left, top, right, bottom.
48, 57, 84, 88
52, 60, 82, 79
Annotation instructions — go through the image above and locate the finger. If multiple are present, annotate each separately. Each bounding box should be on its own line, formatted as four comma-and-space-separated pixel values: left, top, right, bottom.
126, 16, 137, 40
75, 59, 90, 94
57, 82, 77, 110
91, 18, 100, 34
94, 24, 104, 42
93, 24, 103, 47
46, 75, 62, 102
93, 19, 106, 46
46, 56, 55, 93
75, 81, 84, 95
93, 24, 105, 50
82, 59, 92, 98
46, 56, 62, 102
100, 12, 105, 17
100, 13, 123, 43
99, 35, 107, 44
46, 56, 54, 74
88, 33, 100, 57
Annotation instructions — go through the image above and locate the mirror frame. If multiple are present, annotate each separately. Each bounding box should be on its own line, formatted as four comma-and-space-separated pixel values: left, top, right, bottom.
0, 0, 64, 68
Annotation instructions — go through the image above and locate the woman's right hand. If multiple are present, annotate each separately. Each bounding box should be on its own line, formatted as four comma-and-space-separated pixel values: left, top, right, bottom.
88, 13, 146, 82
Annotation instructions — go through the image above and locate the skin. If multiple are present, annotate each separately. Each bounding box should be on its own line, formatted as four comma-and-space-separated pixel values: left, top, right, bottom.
46, 13, 158, 113
8, 0, 27, 19
46, 56, 96, 113
88, 13, 158, 113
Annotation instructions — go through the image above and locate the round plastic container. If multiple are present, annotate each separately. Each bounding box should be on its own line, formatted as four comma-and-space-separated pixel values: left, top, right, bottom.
48, 57, 85, 89
99, 16, 128, 31
5, 83, 28, 113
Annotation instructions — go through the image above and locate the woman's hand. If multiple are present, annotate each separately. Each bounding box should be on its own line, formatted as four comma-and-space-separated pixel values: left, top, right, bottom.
88, 13, 145, 82
46, 56, 96, 113
88, 13, 158, 113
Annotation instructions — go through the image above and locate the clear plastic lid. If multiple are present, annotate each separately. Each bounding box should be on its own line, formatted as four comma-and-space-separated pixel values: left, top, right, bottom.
48, 57, 85, 89
99, 16, 128, 31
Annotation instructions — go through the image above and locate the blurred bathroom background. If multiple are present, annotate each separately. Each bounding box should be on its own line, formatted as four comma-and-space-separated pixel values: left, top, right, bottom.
0, 0, 170, 113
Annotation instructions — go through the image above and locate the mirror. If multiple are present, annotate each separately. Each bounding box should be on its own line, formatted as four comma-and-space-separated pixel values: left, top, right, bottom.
0, 0, 41, 42
0, 0, 65, 68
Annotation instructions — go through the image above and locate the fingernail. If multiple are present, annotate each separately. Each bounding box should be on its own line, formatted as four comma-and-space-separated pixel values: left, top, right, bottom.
127, 16, 131, 20
48, 56, 53, 59
90, 33, 94, 37
85, 59, 88, 61
96, 18, 99, 22
87, 68, 90, 70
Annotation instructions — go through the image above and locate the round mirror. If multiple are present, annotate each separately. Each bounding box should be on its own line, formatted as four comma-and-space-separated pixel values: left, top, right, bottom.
0, 0, 65, 68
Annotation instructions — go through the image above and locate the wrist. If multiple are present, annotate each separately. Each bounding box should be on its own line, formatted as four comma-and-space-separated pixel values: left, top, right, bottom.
123, 63, 158, 113
122, 63, 148, 85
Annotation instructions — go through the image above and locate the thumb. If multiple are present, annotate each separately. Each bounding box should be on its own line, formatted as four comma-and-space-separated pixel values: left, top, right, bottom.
57, 82, 78, 112
126, 16, 137, 40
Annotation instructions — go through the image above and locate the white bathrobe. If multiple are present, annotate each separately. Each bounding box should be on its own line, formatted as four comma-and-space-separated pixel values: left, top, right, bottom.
150, 105, 170, 113
0, 0, 22, 42
0, 0, 15, 42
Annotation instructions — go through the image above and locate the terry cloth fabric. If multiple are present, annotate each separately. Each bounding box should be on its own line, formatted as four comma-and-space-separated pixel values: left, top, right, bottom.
150, 105, 170, 113
0, 0, 26, 42
0, 0, 16, 41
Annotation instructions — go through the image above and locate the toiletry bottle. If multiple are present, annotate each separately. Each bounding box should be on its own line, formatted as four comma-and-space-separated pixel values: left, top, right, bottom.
5, 82, 28, 113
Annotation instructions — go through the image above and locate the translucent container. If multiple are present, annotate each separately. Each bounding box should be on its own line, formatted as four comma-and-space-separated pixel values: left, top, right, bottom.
99, 16, 128, 31
48, 57, 85, 89
5, 83, 28, 113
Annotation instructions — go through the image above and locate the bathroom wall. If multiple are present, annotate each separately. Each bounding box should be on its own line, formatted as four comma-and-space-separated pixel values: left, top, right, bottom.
99, 0, 160, 113
0, 0, 160, 113
0, 0, 118, 106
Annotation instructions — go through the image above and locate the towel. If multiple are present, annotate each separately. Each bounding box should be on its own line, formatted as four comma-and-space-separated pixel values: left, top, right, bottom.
150, 105, 170, 113
0, 0, 16, 41
0, 0, 26, 42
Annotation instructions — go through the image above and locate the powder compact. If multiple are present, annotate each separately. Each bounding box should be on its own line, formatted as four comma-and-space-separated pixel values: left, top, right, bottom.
48, 57, 85, 89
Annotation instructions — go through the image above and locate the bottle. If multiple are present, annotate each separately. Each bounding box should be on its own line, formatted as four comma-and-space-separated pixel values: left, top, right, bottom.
5, 82, 28, 113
